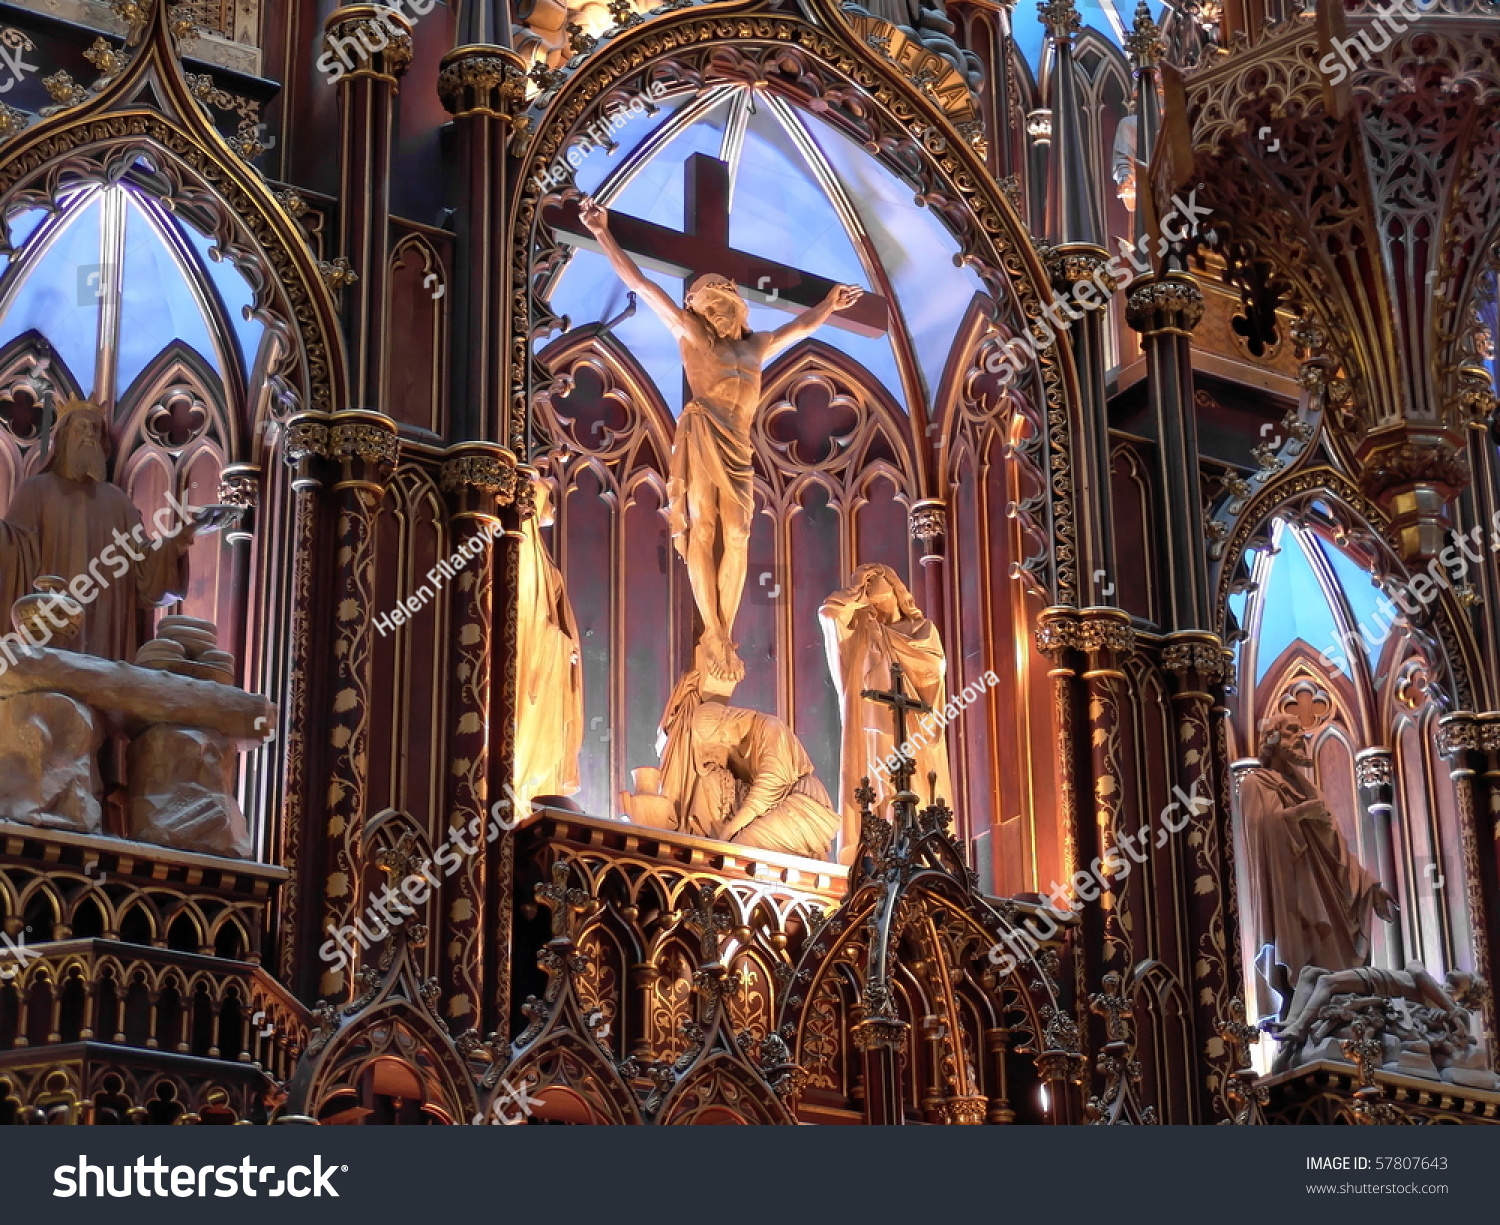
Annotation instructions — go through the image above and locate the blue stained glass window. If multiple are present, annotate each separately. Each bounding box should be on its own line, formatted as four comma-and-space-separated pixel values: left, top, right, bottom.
1313, 534, 1390, 672
118, 195, 221, 394
572, 94, 698, 198
0, 184, 262, 408
550, 251, 691, 417
1254, 521, 1343, 683
730, 105, 866, 289
807, 109, 985, 400
1012, 0, 1167, 66
545, 87, 983, 417
0, 191, 106, 394
604, 96, 731, 232
179, 221, 264, 375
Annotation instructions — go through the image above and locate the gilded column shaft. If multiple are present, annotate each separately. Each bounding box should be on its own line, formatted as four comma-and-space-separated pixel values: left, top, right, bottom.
1163, 635, 1238, 1120
278, 414, 332, 991
1438, 713, 1499, 1071
488, 502, 524, 1033
1078, 611, 1134, 979
320, 413, 400, 997
439, 446, 516, 1030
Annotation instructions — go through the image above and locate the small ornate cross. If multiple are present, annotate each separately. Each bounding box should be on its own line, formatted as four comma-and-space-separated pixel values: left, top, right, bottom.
861, 660, 932, 787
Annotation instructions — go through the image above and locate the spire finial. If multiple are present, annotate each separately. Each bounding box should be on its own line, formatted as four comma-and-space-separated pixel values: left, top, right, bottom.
1125, 2, 1164, 68
1038, 0, 1081, 39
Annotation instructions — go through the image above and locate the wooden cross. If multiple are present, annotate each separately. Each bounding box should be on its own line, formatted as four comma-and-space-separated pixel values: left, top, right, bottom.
546, 153, 891, 337
861, 660, 932, 784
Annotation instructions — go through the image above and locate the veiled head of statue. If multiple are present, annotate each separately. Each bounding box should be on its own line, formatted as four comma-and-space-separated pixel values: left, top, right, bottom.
852, 563, 922, 623
685, 273, 750, 340
45, 398, 111, 483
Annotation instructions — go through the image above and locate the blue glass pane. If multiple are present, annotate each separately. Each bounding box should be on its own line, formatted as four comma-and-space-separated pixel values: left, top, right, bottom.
6, 207, 47, 251
732, 105, 866, 288
805, 110, 984, 405
117, 195, 221, 396
547, 249, 684, 415
176, 214, 263, 376
1254, 523, 1344, 682
573, 94, 696, 198
605, 97, 731, 228
1011, 4, 1049, 65
0, 193, 105, 396
1313, 534, 1390, 672
1013, 0, 1165, 65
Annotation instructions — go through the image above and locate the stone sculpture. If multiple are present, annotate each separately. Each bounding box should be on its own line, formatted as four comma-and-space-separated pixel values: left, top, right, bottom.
579, 196, 862, 686
820, 563, 952, 855
513, 475, 584, 807
3, 397, 195, 661
1237, 712, 1397, 1002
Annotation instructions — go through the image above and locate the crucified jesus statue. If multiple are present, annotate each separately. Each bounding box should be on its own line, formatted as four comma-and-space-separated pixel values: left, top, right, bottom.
579, 197, 863, 685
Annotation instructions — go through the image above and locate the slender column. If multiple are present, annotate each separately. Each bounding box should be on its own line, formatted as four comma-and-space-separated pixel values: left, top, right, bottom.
985, 1026, 1015, 1123
319, 412, 400, 998
277, 415, 332, 995
1354, 747, 1405, 966
1078, 610, 1134, 980
439, 48, 528, 444
1041, 0, 1118, 609
1438, 713, 1499, 1071
1035, 610, 1085, 1001
852, 1017, 908, 1125
1163, 635, 1238, 1121
437, 444, 516, 1032
910, 500, 948, 649
488, 496, 526, 1033
323, 6, 412, 409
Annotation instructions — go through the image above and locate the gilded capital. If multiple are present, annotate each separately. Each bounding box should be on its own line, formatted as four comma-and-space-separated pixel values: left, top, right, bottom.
438, 46, 529, 119
323, 6, 414, 84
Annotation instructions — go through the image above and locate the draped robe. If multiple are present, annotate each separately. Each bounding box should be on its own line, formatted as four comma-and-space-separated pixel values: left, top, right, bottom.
4, 474, 188, 660
512, 512, 583, 805
820, 593, 953, 833
0, 516, 37, 630
1239, 765, 1384, 983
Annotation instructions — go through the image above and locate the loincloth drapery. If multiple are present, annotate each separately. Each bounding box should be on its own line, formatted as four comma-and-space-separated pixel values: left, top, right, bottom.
667, 400, 754, 559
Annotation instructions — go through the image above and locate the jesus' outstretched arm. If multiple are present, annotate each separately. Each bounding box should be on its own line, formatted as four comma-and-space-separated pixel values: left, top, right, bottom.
579, 198, 695, 341
763, 283, 864, 359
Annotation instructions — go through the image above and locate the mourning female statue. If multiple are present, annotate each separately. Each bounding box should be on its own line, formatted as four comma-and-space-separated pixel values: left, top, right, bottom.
1237, 712, 1398, 1006
820, 563, 952, 856
513, 474, 583, 807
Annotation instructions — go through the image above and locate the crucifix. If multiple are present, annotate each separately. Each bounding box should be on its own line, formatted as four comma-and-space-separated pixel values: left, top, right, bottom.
545, 152, 891, 336
861, 659, 933, 793
555, 155, 888, 687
